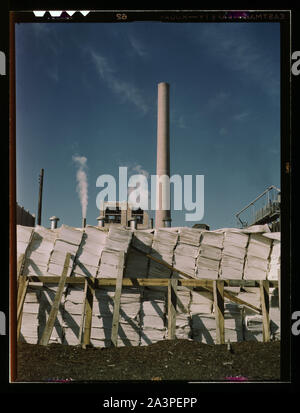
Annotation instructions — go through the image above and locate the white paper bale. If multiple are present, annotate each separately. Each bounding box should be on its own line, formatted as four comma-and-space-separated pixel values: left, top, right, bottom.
17, 225, 34, 243
244, 255, 268, 280
242, 224, 271, 233
105, 227, 132, 252
178, 227, 203, 246
132, 230, 153, 253
198, 245, 222, 261
58, 224, 83, 245
200, 231, 224, 248
247, 234, 272, 260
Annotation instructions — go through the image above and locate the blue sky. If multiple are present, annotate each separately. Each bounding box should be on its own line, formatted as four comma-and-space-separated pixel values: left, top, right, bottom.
15, 22, 280, 229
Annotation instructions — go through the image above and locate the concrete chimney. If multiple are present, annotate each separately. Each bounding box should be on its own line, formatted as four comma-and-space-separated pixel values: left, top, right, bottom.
49, 216, 59, 229
155, 82, 171, 229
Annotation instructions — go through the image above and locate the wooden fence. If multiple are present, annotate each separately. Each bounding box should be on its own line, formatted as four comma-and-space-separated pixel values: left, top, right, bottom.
17, 252, 279, 347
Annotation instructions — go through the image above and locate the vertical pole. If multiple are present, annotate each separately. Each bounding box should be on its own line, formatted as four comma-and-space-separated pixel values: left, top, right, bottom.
37, 168, 44, 226
260, 280, 270, 342
168, 278, 178, 340
9, 11, 17, 382
82, 277, 95, 349
213, 280, 225, 344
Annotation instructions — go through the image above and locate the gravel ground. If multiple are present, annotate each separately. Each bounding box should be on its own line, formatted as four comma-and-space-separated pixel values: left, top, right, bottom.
16, 339, 280, 382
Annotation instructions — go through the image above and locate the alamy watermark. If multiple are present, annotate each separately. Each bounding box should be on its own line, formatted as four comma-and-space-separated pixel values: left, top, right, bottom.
95, 167, 204, 222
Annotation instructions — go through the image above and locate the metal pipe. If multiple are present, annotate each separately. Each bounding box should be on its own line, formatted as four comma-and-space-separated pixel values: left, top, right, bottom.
97, 216, 105, 228
49, 216, 59, 230
37, 168, 44, 226
129, 218, 137, 231
82, 217, 86, 228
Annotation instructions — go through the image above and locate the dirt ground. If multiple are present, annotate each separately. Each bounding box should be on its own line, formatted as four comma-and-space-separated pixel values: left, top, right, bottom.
16, 339, 280, 382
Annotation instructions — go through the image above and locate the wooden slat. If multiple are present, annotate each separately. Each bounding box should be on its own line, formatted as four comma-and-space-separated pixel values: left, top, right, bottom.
78, 279, 88, 345
168, 279, 178, 340
110, 252, 125, 347
260, 280, 270, 342
26, 275, 278, 289
17, 253, 25, 280
16, 275, 29, 340
213, 280, 225, 344
82, 277, 95, 349
39, 253, 71, 346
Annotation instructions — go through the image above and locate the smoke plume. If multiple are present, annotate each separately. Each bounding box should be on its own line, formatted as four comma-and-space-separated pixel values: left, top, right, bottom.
72, 155, 88, 219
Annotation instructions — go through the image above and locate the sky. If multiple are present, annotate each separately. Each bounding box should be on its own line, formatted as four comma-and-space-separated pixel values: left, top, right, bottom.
15, 21, 280, 230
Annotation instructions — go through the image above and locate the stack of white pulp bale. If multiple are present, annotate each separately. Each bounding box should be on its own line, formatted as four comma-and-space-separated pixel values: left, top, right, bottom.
16, 225, 34, 262
244, 233, 272, 280
219, 230, 248, 280
124, 230, 153, 278
173, 228, 202, 277
140, 289, 166, 345
20, 226, 58, 344
190, 289, 214, 344
44, 225, 83, 343
196, 231, 224, 279
174, 288, 191, 339
97, 227, 132, 278
72, 225, 107, 278
91, 286, 141, 347
148, 229, 178, 283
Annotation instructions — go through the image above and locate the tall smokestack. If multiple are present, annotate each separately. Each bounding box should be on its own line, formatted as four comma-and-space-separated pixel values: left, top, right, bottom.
155, 82, 171, 229
82, 217, 86, 228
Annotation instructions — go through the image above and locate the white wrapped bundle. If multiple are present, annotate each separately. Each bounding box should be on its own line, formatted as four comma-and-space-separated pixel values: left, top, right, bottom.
124, 248, 149, 278
58, 224, 83, 245
17, 226, 34, 261
20, 313, 39, 343
223, 231, 249, 248
132, 230, 153, 254
84, 226, 107, 248
153, 228, 178, 246
105, 227, 132, 252
200, 231, 224, 248
190, 291, 213, 314
220, 255, 244, 279
191, 314, 216, 344
140, 290, 166, 344
17, 225, 34, 243
196, 255, 220, 279
23, 261, 47, 276
242, 224, 271, 233
47, 262, 73, 277
97, 249, 123, 278
178, 227, 203, 246
267, 240, 280, 281
222, 244, 246, 260
198, 245, 222, 261
244, 255, 268, 280
173, 244, 198, 277
72, 263, 98, 277
247, 234, 272, 260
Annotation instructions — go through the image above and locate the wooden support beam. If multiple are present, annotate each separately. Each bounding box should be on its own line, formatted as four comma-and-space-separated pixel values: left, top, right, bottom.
16, 275, 29, 340
213, 280, 225, 344
168, 278, 178, 340
78, 279, 88, 345
260, 280, 270, 342
82, 277, 95, 349
26, 275, 278, 289
111, 252, 125, 347
39, 253, 71, 346
17, 253, 25, 280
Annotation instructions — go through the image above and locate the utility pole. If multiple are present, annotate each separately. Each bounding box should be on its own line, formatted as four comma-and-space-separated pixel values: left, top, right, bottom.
37, 168, 44, 226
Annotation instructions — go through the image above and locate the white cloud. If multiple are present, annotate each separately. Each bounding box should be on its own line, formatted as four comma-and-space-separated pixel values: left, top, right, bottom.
232, 111, 250, 121
197, 24, 280, 100
90, 50, 149, 114
128, 34, 148, 58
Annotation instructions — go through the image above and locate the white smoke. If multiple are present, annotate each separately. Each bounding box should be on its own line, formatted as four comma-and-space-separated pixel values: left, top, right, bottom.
72, 155, 88, 219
